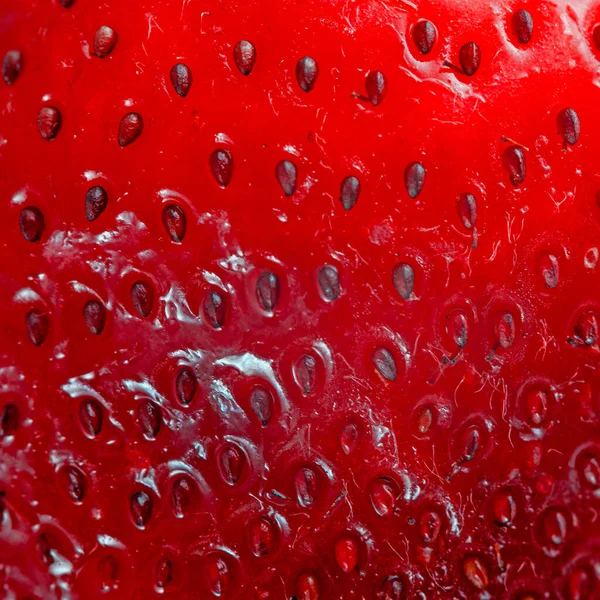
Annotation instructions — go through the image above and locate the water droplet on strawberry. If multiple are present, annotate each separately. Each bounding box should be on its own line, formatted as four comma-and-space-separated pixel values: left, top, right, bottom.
26, 309, 49, 346
296, 571, 319, 600
218, 443, 245, 485
379, 576, 403, 599
130, 280, 154, 318
234, 40, 256, 75
557, 108, 580, 146
172, 475, 195, 517
412, 20, 436, 54
0, 404, 19, 437
365, 71, 386, 106
79, 399, 103, 437
20, 206, 45, 242
38, 106, 61, 140
293, 354, 317, 394
392, 262, 415, 300
404, 162, 425, 198
317, 265, 340, 301
295, 466, 317, 507
462, 555, 488, 589
130, 490, 153, 528
203, 289, 226, 329
175, 367, 197, 406
248, 517, 275, 557
276, 159, 297, 196
512, 9, 533, 44
492, 489, 517, 526
340, 423, 359, 454
2, 50, 22, 85
372, 346, 397, 381
83, 300, 106, 335
138, 400, 161, 438
60, 465, 85, 502
118, 112, 143, 147
170, 63, 192, 97
161, 204, 186, 243
256, 271, 280, 312
335, 536, 359, 572
457, 193, 477, 230
502, 145, 526, 186
250, 385, 273, 426
296, 56, 318, 92
459, 42, 481, 76
94, 26, 118, 58
419, 509, 442, 543
340, 175, 360, 210
156, 558, 173, 589
85, 186, 108, 221
370, 477, 398, 517
210, 148, 234, 187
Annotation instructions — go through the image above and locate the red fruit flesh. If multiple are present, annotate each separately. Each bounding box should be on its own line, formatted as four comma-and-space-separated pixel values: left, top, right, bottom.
2, 0, 600, 598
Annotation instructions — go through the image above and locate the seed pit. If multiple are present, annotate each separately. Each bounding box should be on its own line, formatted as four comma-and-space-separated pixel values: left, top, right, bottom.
502, 145, 526, 186
365, 71, 386, 106
203, 289, 226, 329
276, 160, 297, 196
38, 106, 62, 141
85, 186, 108, 222
2, 50, 23, 85
256, 271, 280, 312
511, 9, 533, 44
392, 262, 415, 300
340, 176, 360, 210
130, 490, 153, 528
130, 280, 154, 318
162, 204, 186, 243
458, 42, 481, 76
404, 162, 426, 198
233, 40, 256, 75
118, 112, 143, 147
94, 26, 118, 58
83, 300, 106, 335
296, 56, 319, 92
170, 63, 192, 97
20, 206, 45, 242
412, 20, 436, 54
26, 309, 49, 346
210, 148, 234, 187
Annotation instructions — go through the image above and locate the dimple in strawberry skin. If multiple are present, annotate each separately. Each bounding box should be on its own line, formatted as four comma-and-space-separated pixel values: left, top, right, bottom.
1, 0, 600, 598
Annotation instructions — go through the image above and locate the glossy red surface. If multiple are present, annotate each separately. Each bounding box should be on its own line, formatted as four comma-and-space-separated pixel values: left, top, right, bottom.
2, 0, 600, 598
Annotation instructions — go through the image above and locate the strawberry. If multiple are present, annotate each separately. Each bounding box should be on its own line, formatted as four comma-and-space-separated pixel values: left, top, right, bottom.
1, 0, 600, 598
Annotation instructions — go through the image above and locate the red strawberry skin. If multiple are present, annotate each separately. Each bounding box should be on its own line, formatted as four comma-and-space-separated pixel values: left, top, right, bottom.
2, 0, 600, 598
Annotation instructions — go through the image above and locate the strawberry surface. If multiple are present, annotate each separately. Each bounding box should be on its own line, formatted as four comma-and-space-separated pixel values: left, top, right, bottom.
1, 0, 600, 598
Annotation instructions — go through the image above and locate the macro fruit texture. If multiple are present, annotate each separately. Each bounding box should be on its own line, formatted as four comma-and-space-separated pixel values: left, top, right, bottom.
1, 0, 600, 598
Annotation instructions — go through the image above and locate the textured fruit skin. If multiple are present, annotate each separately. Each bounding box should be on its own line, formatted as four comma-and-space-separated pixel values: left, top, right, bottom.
2, 0, 600, 598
